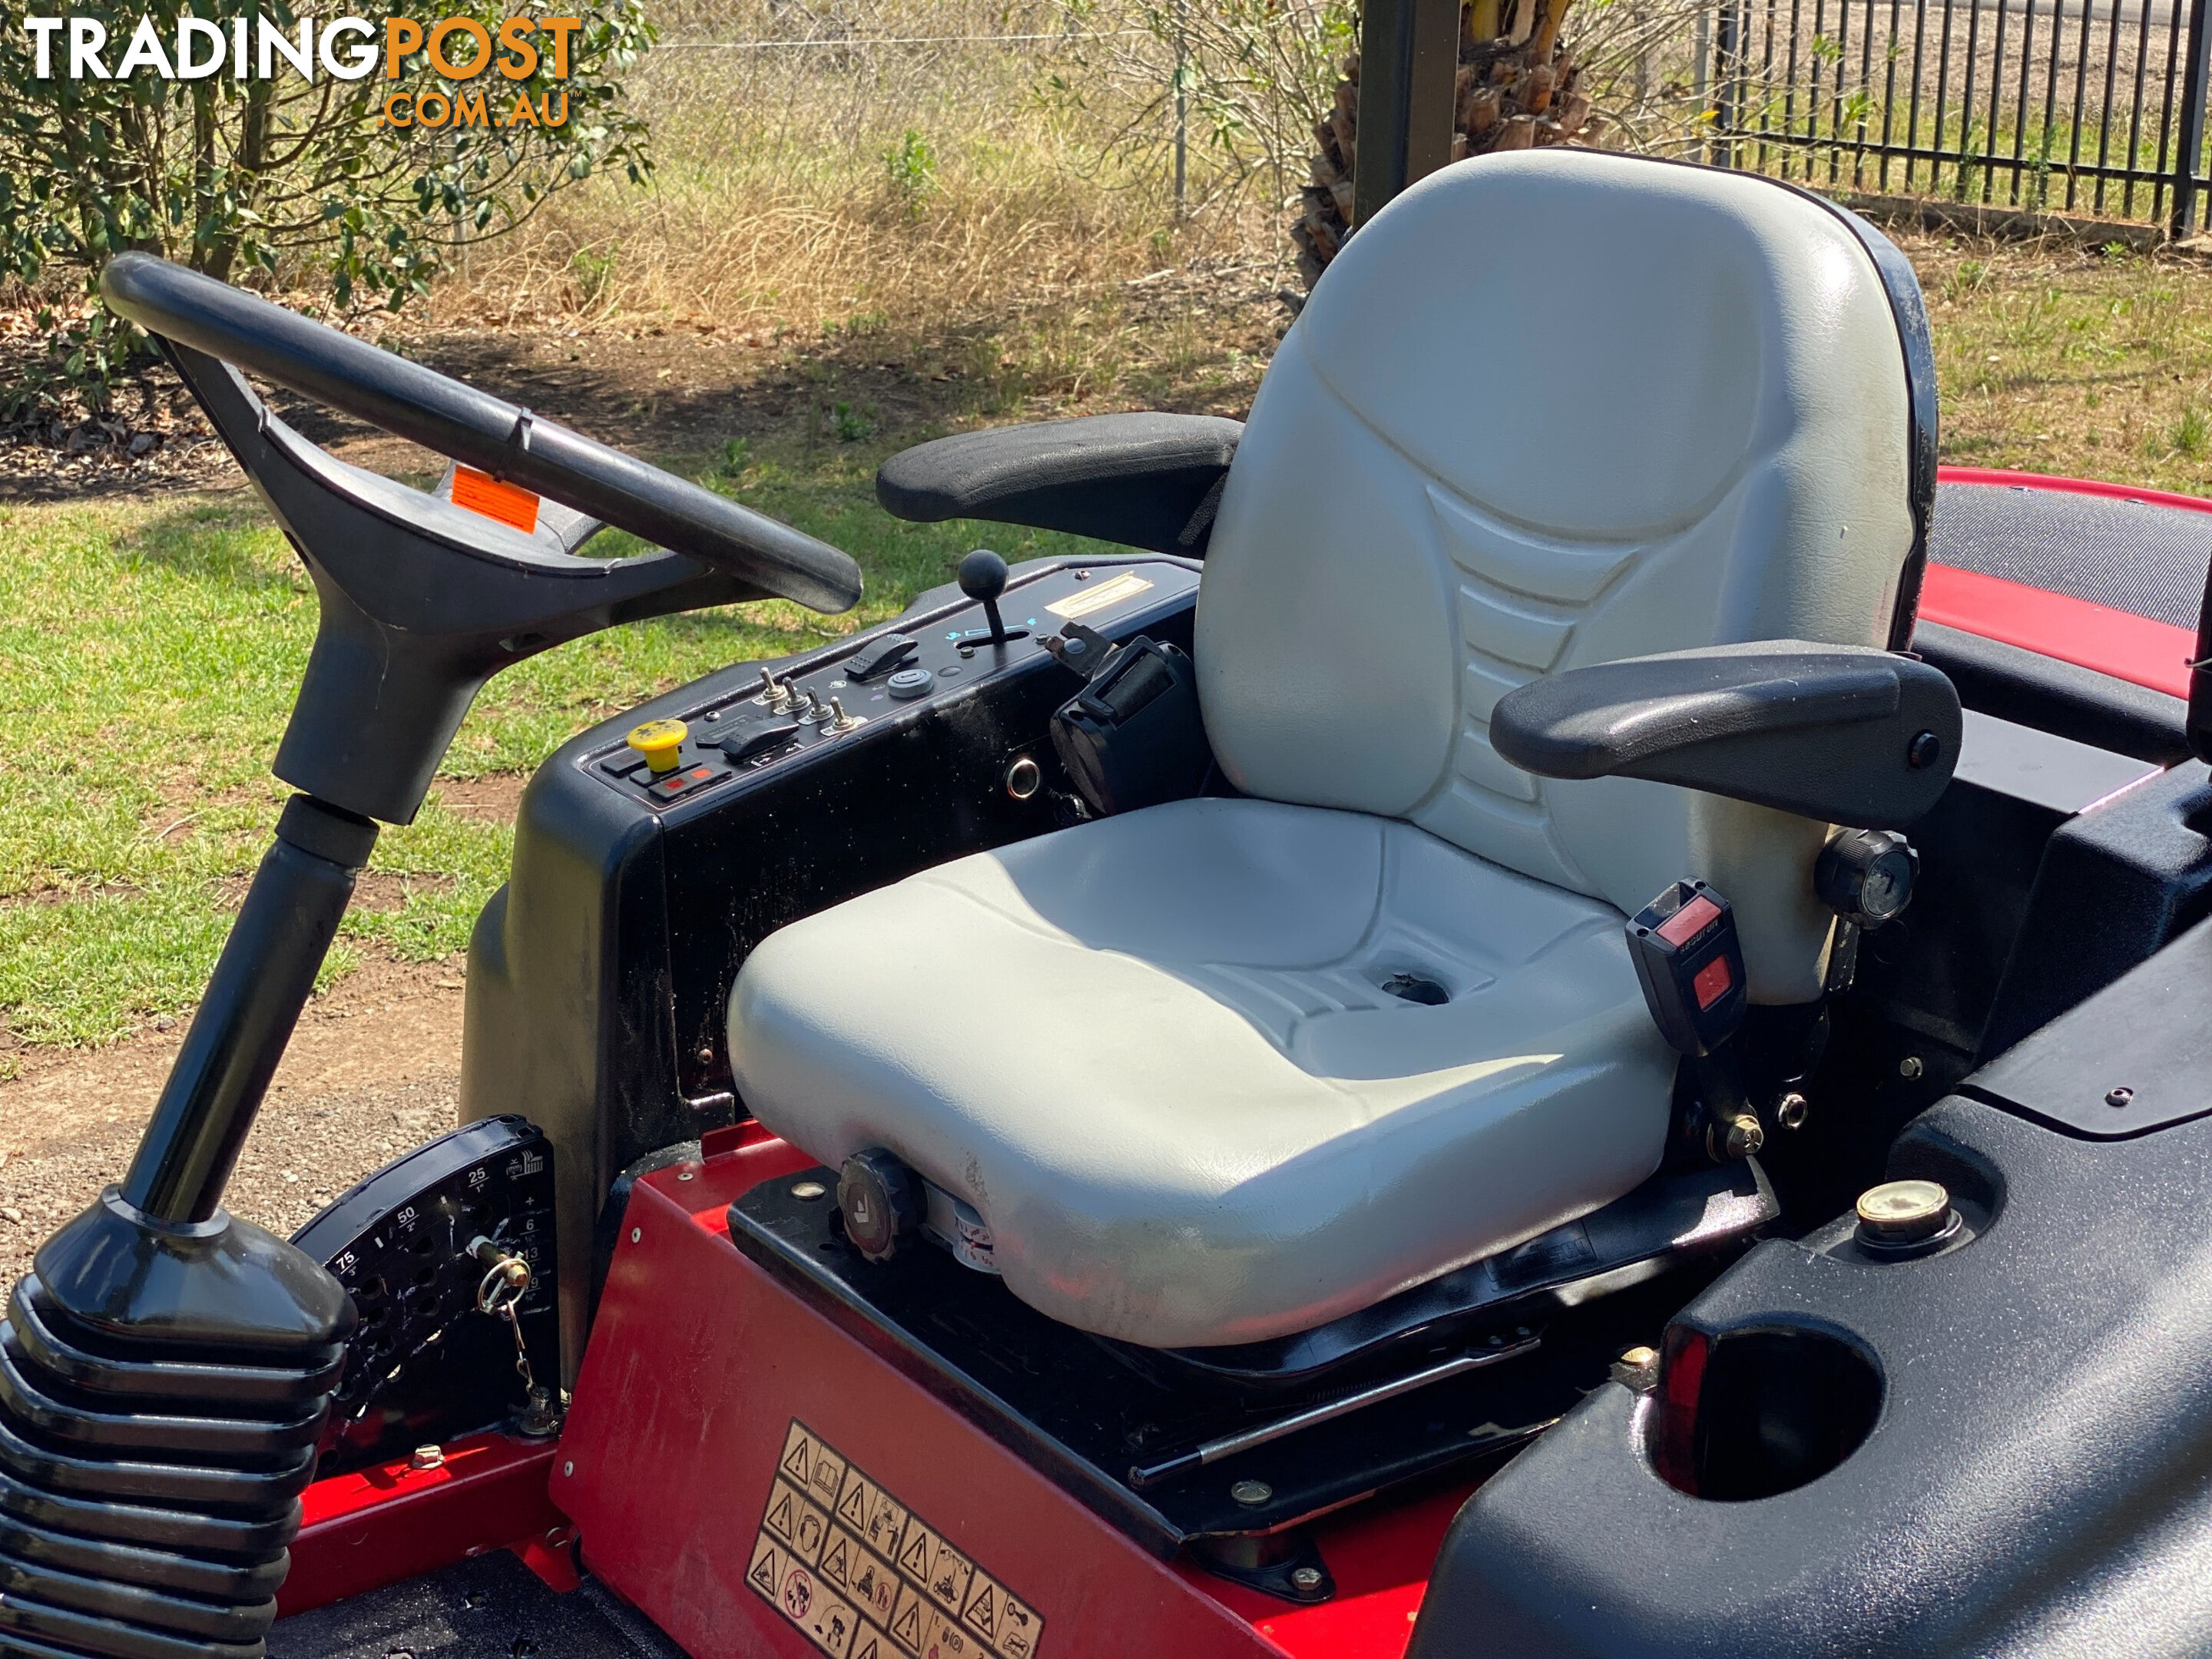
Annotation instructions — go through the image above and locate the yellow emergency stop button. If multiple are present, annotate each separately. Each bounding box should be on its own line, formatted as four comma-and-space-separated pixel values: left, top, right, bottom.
626, 717, 688, 776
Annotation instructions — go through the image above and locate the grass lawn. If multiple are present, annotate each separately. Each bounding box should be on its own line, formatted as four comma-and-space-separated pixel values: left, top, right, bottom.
8, 227, 2212, 1058
0, 443, 1112, 1054
1920, 237, 2212, 487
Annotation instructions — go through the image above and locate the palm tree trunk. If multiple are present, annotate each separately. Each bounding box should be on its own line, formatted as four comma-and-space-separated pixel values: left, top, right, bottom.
1296, 0, 1601, 287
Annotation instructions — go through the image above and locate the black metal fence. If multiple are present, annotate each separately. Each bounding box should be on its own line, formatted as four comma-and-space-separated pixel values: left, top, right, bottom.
1707, 0, 2212, 233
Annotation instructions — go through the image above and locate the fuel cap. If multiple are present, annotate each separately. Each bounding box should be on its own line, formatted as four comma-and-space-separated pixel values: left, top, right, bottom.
837, 1147, 924, 1263
1855, 1178, 1956, 1250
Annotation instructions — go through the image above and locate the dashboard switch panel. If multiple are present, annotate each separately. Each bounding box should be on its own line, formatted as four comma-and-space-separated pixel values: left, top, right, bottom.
582, 559, 1200, 812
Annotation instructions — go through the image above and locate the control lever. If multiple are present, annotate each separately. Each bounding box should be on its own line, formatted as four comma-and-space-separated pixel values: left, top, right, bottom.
958, 548, 1029, 647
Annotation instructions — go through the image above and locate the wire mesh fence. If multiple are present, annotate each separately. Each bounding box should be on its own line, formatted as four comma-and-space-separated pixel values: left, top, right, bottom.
1704, 0, 2212, 231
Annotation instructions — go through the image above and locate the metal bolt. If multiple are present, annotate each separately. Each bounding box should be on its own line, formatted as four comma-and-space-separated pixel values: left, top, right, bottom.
677, 1171, 696, 1182
1775, 1091, 1811, 1131
410, 1444, 444, 1471
2107, 1086, 2135, 1108
1290, 1566, 1324, 1591
792, 1181, 827, 1200
697, 1046, 714, 1065
517, 1386, 561, 1440
1230, 1479, 1273, 1507
1609, 1345, 1661, 1392
1899, 1055, 1925, 1080
1723, 1112, 1765, 1159
562, 1461, 575, 1478
630, 1227, 641, 1243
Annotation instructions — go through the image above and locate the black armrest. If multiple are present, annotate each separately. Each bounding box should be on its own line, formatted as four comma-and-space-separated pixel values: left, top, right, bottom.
876, 412, 1242, 556
1492, 643, 1962, 829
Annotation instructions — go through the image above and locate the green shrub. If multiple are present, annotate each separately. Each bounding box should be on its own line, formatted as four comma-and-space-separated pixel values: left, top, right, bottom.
0, 0, 657, 419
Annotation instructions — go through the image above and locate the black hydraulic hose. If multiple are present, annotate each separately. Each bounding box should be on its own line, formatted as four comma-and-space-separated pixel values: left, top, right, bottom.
100, 253, 862, 615
121, 797, 378, 1223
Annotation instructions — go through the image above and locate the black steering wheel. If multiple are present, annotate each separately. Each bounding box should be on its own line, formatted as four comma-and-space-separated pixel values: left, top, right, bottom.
101, 253, 866, 824
101, 252, 862, 615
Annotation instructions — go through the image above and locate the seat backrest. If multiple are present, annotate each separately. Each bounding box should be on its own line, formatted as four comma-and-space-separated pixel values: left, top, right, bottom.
1195, 150, 1923, 1002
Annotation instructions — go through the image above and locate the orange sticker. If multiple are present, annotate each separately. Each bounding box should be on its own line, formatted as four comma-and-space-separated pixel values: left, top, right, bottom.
450, 465, 539, 534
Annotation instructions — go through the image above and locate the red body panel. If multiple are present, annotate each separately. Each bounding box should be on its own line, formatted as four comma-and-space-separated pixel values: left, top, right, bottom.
1925, 465, 2207, 699
1936, 465, 2212, 517
280, 1431, 567, 1617
1919, 561, 2197, 697
1187, 1485, 1468, 1658
554, 1144, 1473, 1658
556, 1161, 1286, 1658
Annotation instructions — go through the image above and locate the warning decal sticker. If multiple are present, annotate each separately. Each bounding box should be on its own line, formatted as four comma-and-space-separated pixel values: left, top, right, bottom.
747, 1420, 1045, 1659
1043, 571, 1153, 622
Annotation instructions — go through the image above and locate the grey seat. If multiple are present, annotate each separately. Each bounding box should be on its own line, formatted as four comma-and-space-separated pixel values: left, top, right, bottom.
727, 151, 1922, 1349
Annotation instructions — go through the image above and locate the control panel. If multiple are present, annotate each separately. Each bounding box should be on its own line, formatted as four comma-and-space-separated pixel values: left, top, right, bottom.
292, 1114, 559, 1475
584, 558, 1200, 810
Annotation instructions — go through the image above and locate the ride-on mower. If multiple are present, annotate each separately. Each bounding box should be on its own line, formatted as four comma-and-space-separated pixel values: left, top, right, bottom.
13, 30, 2212, 1658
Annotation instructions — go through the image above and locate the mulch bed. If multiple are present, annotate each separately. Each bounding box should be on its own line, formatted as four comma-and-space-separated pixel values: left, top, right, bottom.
0, 304, 234, 498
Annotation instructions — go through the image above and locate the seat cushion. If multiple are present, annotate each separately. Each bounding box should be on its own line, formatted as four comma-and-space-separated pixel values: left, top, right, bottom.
727, 798, 1677, 1349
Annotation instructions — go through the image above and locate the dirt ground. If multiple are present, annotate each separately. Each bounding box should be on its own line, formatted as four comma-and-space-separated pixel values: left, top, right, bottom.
0, 955, 469, 1286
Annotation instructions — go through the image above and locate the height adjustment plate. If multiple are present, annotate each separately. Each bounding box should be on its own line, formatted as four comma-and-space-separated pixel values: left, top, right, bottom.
292, 1114, 559, 1475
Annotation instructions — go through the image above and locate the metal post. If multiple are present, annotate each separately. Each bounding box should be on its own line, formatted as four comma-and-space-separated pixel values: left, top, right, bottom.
1714, 0, 1740, 170
2174, 0, 2212, 238
120, 796, 376, 1221
1694, 0, 1713, 160
1173, 1, 1188, 221
1353, 0, 1464, 226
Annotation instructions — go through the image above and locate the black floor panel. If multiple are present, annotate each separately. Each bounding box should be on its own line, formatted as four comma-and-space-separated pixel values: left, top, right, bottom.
269, 1551, 684, 1659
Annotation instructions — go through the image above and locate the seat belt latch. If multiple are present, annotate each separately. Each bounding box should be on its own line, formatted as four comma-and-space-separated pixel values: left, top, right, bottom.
1047, 630, 1214, 816
1626, 879, 1750, 1059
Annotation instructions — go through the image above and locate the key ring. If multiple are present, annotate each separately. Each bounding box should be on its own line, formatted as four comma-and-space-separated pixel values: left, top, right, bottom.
475, 1256, 530, 1316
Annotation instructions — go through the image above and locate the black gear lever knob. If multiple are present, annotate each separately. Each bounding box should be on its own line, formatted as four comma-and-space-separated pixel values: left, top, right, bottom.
958, 547, 1007, 604
958, 548, 1023, 647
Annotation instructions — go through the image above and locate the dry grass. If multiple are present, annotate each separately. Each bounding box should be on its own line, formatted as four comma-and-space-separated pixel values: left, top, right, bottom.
436, 0, 1714, 345
1908, 230, 2212, 494
436, 0, 1210, 347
